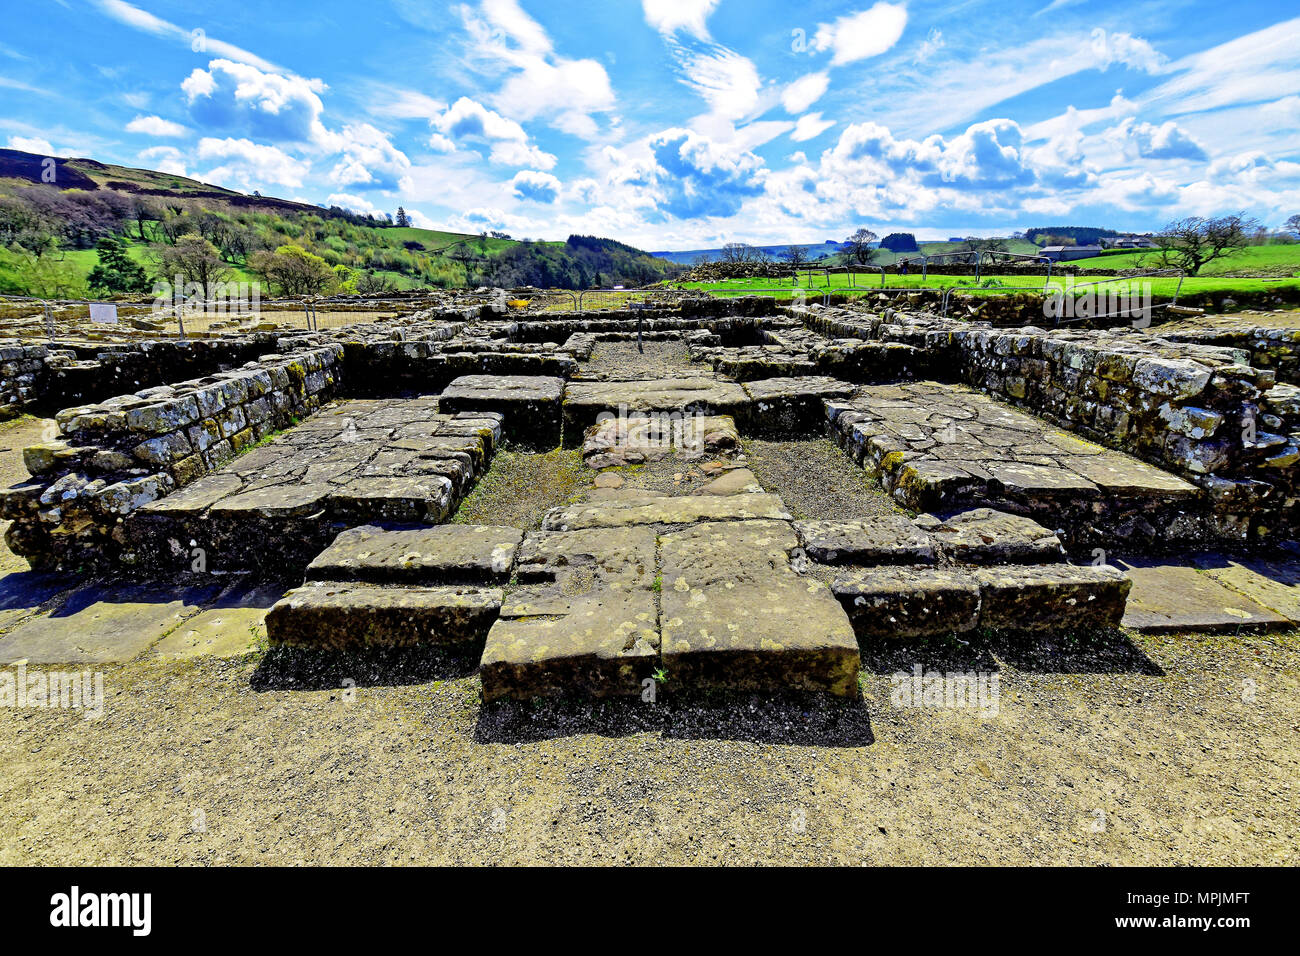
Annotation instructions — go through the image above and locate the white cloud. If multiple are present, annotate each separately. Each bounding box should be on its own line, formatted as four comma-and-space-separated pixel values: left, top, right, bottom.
196, 136, 310, 190
914, 27, 944, 63
790, 113, 835, 142
782, 72, 829, 114
811, 3, 908, 66
672, 42, 761, 120
510, 169, 561, 203
126, 114, 187, 137
642, 0, 719, 40
326, 192, 388, 218
7, 135, 54, 154
92, 0, 283, 73
138, 145, 188, 175
460, 1, 615, 139
1111, 118, 1208, 161
429, 97, 556, 169
182, 58, 330, 145
328, 123, 412, 191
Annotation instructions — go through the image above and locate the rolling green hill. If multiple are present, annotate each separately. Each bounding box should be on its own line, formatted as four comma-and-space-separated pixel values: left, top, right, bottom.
0, 148, 682, 298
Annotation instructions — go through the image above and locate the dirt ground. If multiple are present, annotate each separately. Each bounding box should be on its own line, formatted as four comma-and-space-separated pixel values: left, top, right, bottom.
0, 626, 1296, 865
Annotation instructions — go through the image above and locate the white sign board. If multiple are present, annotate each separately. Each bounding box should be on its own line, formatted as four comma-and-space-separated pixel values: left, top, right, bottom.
88, 303, 119, 325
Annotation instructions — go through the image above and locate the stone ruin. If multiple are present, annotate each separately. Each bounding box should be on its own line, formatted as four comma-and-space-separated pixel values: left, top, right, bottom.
1, 294, 1297, 701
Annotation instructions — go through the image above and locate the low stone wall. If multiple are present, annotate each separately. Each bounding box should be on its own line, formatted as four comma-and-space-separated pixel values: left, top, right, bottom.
1158, 325, 1300, 386
0, 345, 342, 570
0, 343, 49, 419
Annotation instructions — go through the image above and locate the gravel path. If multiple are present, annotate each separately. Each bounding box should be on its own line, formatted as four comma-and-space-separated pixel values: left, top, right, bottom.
744, 438, 903, 520
1, 626, 1296, 865
581, 340, 695, 379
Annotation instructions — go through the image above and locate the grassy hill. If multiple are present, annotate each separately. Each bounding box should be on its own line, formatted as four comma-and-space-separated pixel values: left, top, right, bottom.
1072, 243, 1300, 276
0, 148, 682, 298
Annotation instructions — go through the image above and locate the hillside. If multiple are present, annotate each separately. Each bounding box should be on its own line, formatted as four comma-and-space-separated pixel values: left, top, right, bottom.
0, 148, 682, 298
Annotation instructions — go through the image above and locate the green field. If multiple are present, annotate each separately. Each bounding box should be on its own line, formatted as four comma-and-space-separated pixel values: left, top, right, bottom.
676, 269, 1300, 302
1072, 242, 1300, 275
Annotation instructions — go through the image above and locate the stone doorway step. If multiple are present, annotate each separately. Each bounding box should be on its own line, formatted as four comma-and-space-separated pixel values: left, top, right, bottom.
266, 495, 1136, 701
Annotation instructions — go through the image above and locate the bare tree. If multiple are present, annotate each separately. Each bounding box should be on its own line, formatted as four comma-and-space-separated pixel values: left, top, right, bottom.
153, 236, 232, 291
719, 242, 761, 264
1285, 214, 1300, 237
782, 245, 809, 269
844, 228, 879, 265
1152, 214, 1260, 275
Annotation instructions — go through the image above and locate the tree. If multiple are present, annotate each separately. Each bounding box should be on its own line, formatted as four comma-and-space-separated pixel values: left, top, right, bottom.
1285, 214, 1300, 237
844, 228, 878, 265
248, 244, 337, 296
153, 236, 231, 291
394, 207, 411, 228
880, 232, 920, 253
88, 237, 150, 295
355, 270, 396, 294
719, 242, 761, 264
781, 245, 809, 269
1152, 214, 1260, 275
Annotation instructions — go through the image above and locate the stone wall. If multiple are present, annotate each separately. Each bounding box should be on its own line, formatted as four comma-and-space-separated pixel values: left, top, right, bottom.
0, 345, 342, 570
0, 343, 49, 419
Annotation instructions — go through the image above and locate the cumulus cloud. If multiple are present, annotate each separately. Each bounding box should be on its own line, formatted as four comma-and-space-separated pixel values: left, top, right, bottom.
196, 136, 310, 190
429, 97, 557, 169
182, 58, 329, 145
326, 192, 388, 218
328, 123, 412, 191
126, 114, 188, 137
510, 169, 561, 203
1113, 118, 1209, 161
648, 128, 767, 218
811, 3, 908, 66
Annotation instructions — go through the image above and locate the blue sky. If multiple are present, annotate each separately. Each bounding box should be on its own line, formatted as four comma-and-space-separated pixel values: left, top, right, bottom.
2, 0, 1298, 249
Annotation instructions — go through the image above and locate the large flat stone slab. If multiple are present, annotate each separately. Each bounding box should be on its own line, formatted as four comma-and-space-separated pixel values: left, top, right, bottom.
265, 582, 502, 650
832, 567, 980, 639
1193, 554, 1300, 623
1119, 561, 1288, 633
306, 524, 522, 584
562, 377, 749, 445
0, 582, 222, 663
740, 376, 854, 436
439, 375, 564, 449
920, 508, 1065, 564
974, 564, 1130, 631
149, 582, 286, 658
795, 515, 936, 565
659, 520, 859, 696
542, 492, 791, 530
480, 527, 659, 701
582, 414, 740, 468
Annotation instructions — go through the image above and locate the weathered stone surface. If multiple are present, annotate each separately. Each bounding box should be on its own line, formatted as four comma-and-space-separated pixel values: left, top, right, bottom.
1193, 555, 1300, 623
832, 567, 980, 638
974, 564, 1130, 631
330, 476, 454, 522
659, 520, 859, 696
796, 514, 937, 565
480, 527, 658, 701
695, 467, 762, 496
149, 582, 285, 658
740, 376, 854, 436
563, 377, 749, 444
922, 508, 1065, 564
210, 482, 333, 518
439, 374, 564, 448
542, 492, 791, 530
306, 524, 522, 584
582, 413, 740, 468
265, 582, 502, 649
1119, 561, 1287, 633
0, 582, 222, 663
